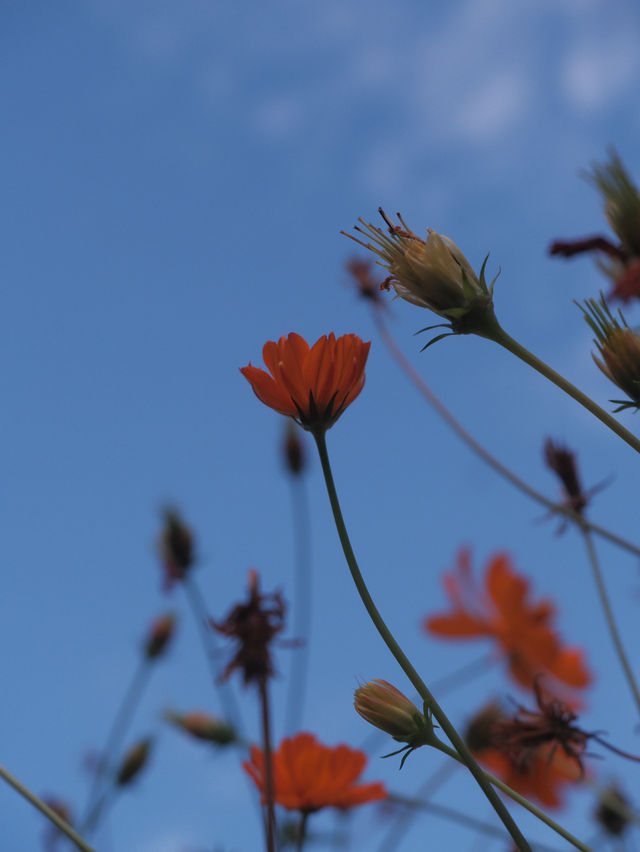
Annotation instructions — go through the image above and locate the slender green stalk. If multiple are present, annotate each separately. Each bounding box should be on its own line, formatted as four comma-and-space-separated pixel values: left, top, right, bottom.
184, 575, 244, 734
313, 431, 531, 852
296, 810, 309, 852
580, 526, 640, 716
258, 676, 276, 852
0, 763, 96, 852
285, 475, 312, 734
388, 795, 566, 852
432, 741, 592, 852
373, 310, 640, 557
487, 323, 640, 455
376, 759, 457, 852
79, 656, 151, 834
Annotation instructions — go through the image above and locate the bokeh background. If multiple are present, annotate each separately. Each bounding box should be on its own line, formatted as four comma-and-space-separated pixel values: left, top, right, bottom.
2, 0, 640, 849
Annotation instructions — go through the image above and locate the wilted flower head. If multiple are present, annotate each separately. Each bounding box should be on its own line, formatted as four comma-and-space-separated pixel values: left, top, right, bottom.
243, 732, 387, 813
550, 152, 640, 303
212, 569, 285, 685
158, 508, 195, 591
354, 680, 433, 753
343, 210, 497, 337
165, 710, 236, 746
144, 612, 177, 660
587, 149, 640, 259
543, 439, 588, 516
580, 295, 640, 411
346, 257, 384, 304
116, 738, 152, 787
241, 332, 371, 434
41, 798, 74, 852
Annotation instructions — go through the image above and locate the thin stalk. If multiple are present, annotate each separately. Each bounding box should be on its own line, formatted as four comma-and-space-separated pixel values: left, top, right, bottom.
296, 810, 309, 852
375, 759, 457, 852
388, 795, 565, 852
488, 323, 640, 455
285, 475, 312, 734
79, 656, 151, 834
580, 525, 640, 716
0, 763, 96, 852
313, 431, 531, 852
258, 677, 276, 852
374, 310, 640, 558
433, 741, 592, 852
184, 574, 244, 734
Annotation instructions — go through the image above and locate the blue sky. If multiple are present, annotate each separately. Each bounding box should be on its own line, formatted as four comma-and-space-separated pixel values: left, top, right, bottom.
2, 1, 640, 849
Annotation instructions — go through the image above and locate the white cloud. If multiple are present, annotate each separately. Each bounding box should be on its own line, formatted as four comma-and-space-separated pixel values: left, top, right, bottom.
561, 33, 640, 110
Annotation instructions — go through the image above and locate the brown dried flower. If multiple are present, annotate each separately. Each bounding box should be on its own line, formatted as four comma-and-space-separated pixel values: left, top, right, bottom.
212, 570, 285, 685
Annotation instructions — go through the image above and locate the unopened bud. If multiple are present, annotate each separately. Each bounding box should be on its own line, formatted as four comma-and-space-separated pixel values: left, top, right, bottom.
581, 295, 640, 411
283, 423, 305, 476
595, 785, 632, 837
144, 613, 176, 659
464, 703, 503, 754
116, 738, 152, 787
158, 508, 195, 591
354, 680, 433, 748
165, 710, 236, 746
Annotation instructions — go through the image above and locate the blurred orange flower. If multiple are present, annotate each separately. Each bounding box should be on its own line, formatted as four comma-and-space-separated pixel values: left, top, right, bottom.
240, 332, 370, 432
424, 549, 590, 695
479, 745, 581, 809
243, 732, 387, 813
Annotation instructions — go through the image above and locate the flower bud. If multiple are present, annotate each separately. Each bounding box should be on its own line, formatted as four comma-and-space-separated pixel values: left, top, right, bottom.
283, 423, 305, 476
344, 211, 497, 334
165, 710, 236, 746
144, 613, 176, 660
158, 508, 195, 591
354, 680, 432, 748
116, 738, 152, 787
581, 295, 640, 411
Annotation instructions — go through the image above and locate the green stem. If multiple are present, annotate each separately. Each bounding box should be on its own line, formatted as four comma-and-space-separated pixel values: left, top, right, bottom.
313, 431, 531, 852
580, 526, 640, 716
296, 810, 309, 852
0, 763, 97, 852
488, 323, 640, 455
374, 310, 640, 558
258, 676, 276, 852
285, 476, 312, 734
432, 742, 592, 852
79, 656, 151, 834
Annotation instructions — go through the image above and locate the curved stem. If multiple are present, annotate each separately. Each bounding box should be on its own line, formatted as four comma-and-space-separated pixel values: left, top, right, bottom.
374, 310, 640, 558
580, 526, 640, 716
488, 323, 640, 455
433, 742, 592, 852
313, 431, 531, 852
0, 763, 96, 852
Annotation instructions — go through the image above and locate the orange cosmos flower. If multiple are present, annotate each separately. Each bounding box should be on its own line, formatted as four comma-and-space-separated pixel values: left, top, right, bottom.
243, 732, 387, 813
240, 332, 371, 432
479, 744, 581, 809
424, 549, 590, 695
